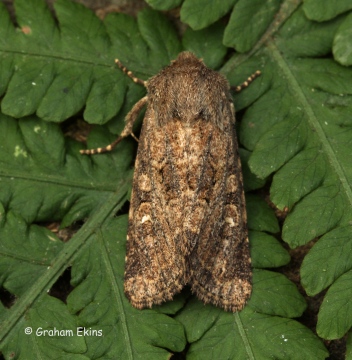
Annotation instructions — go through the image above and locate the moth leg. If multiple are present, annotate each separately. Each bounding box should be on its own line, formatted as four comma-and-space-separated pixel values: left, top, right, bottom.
115, 59, 147, 87
233, 70, 261, 93
80, 96, 148, 155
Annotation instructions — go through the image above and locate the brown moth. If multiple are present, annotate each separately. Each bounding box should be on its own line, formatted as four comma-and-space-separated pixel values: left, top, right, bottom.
81, 52, 260, 312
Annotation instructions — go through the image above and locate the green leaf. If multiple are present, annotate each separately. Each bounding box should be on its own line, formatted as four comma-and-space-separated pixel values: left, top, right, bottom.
240, 148, 267, 192
317, 269, 352, 340
278, 6, 345, 58
0, 206, 63, 297
303, 0, 352, 21
180, 0, 237, 30
37, 64, 92, 122
176, 305, 327, 359
14, 0, 60, 51
301, 226, 352, 296
248, 269, 306, 318
182, 22, 227, 69
137, 8, 182, 71
333, 12, 352, 66
0, 114, 133, 226
250, 231, 290, 268
241, 51, 352, 249
54, 0, 109, 56
283, 184, 345, 248
224, 0, 282, 52
248, 114, 307, 179
270, 147, 327, 210
84, 67, 126, 124
103, 12, 149, 73
246, 194, 280, 233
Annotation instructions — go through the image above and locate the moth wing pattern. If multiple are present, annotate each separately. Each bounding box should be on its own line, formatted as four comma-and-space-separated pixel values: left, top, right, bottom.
189, 116, 251, 312
124, 52, 252, 311
124, 111, 188, 308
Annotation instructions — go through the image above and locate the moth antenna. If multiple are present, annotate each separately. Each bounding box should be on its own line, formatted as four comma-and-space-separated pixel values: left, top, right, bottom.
80, 96, 147, 155
79, 136, 124, 155
115, 58, 147, 87
233, 70, 261, 93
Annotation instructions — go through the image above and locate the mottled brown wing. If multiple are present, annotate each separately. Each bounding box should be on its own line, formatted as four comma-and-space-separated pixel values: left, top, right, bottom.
189, 108, 252, 312
124, 96, 251, 311
124, 107, 188, 309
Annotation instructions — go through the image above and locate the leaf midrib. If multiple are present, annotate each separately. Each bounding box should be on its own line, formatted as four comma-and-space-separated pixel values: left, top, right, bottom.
100, 227, 133, 360
0, 168, 125, 192
0, 49, 111, 68
235, 312, 255, 360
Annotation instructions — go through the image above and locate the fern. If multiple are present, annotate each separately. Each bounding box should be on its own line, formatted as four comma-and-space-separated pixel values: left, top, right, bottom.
0, 0, 351, 359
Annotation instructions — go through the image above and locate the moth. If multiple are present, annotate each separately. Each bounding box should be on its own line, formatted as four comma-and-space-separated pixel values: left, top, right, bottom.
81, 52, 260, 312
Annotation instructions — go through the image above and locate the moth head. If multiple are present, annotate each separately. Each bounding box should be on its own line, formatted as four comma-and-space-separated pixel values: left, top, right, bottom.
148, 52, 232, 128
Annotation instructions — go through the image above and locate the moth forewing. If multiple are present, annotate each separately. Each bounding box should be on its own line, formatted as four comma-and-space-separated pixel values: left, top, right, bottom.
81, 52, 260, 312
